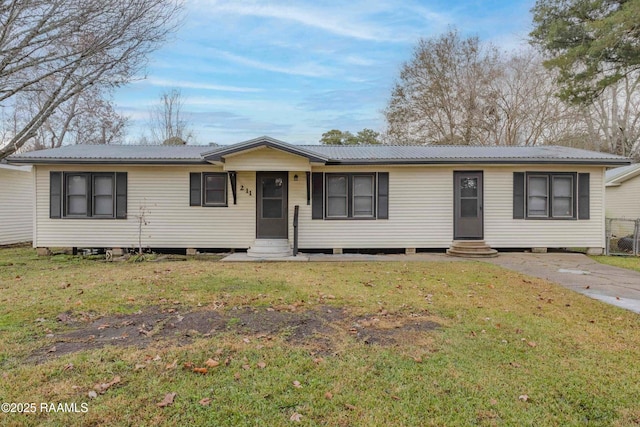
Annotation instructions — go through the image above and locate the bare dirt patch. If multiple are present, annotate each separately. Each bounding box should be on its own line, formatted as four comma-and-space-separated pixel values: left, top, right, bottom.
30, 306, 440, 362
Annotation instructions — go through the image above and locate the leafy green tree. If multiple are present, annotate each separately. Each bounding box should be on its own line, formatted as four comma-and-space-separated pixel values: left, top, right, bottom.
355, 129, 381, 145
530, 0, 640, 104
320, 128, 380, 145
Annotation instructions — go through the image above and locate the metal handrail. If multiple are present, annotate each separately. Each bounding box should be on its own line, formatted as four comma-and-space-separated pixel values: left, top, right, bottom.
293, 205, 299, 256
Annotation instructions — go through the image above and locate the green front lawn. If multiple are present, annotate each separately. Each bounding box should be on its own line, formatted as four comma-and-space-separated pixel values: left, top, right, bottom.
0, 247, 638, 426
592, 255, 640, 273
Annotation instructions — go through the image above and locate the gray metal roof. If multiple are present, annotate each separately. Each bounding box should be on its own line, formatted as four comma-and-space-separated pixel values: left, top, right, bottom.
605, 163, 640, 183
8, 144, 209, 164
297, 144, 629, 164
7, 139, 630, 166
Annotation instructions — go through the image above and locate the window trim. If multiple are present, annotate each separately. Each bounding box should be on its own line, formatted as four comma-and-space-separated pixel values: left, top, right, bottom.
525, 172, 577, 220
202, 172, 228, 207
65, 173, 90, 218
326, 174, 349, 218
59, 172, 122, 219
325, 173, 377, 220
352, 174, 375, 218
91, 173, 116, 218
526, 174, 549, 218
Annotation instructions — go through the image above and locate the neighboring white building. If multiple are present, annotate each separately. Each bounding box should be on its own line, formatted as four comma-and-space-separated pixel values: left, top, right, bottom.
7, 137, 630, 255
0, 163, 33, 245
605, 164, 640, 220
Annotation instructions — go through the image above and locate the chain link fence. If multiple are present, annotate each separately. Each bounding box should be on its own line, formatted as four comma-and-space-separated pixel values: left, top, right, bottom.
606, 218, 640, 256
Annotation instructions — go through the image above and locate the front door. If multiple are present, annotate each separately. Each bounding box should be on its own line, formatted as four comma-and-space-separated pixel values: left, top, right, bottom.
454, 171, 483, 240
256, 172, 288, 238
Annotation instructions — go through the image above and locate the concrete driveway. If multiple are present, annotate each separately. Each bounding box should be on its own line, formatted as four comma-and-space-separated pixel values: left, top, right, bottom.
482, 253, 640, 314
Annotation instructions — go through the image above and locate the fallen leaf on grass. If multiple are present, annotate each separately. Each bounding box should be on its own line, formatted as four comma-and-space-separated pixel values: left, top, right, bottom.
63, 363, 74, 371
412, 356, 423, 363
325, 392, 333, 400
56, 313, 71, 322
490, 399, 498, 405
166, 360, 178, 370
199, 398, 211, 406
157, 392, 176, 407
292, 381, 302, 388
205, 359, 220, 368
290, 413, 303, 422
192, 367, 208, 375
345, 404, 357, 411
390, 395, 401, 401
242, 364, 251, 370
87, 391, 98, 399
135, 364, 146, 371
94, 376, 121, 394
518, 394, 529, 402
47, 346, 57, 353
313, 357, 324, 364
527, 341, 537, 348
257, 361, 267, 369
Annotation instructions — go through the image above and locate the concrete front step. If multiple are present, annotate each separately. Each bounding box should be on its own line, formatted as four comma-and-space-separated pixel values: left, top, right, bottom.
447, 240, 498, 258
446, 248, 498, 258
247, 239, 292, 258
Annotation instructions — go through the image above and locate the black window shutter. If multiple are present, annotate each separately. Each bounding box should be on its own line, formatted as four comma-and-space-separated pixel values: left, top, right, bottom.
115, 172, 127, 219
311, 172, 323, 219
190, 173, 202, 206
50, 172, 62, 218
513, 172, 525, 219
578, 173, 590, 219
377, 172, 389, 219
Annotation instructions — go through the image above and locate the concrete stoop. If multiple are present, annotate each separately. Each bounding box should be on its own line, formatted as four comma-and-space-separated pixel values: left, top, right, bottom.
246, 239, 292, 258
446, 240, 498, 258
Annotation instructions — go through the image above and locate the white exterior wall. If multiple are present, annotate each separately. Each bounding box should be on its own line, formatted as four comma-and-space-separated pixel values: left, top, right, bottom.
297, 165, 605, 249
0, 165, 33, 245
483, 166, 604, 248
32, 153, 606, 250
34, 165, 257, 249
605, 178, 640, 219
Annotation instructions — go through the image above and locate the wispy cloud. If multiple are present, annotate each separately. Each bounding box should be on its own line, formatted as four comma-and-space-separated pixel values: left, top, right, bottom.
211, 49, 336, 78
196, 1, 402, 42
140, 77, 262, 93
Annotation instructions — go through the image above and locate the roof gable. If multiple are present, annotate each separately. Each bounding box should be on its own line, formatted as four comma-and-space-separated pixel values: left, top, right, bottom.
202, 136, 329, 163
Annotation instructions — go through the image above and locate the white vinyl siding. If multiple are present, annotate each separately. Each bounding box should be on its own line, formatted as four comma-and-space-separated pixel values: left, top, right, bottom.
222, 146, 311, 171
34, 165, 255, 248
484, 166, 604, 248
32, 160, 606, 251
606, 177, 640, 219
0, 165, 33, 245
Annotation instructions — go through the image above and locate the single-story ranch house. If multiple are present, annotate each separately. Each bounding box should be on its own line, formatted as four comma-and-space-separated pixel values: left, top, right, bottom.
605, 163, 640, 220
0, 163, 33, 246
6, 136, 630, 256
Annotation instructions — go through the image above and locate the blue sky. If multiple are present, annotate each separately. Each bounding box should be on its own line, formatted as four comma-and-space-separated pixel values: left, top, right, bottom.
114, 0, 535, 146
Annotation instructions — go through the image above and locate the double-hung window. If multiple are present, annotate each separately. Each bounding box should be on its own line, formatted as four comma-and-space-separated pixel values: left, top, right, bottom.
50, 172, 127, 219
190, 172, 228, 207
312, 172, 388, 220
514, 172, 587, 220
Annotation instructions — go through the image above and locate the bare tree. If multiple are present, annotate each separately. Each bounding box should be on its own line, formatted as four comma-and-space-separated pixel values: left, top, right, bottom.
385, 30, 502, 145
20, 84, 127, 150
384, 31, 578, 147
577, 73, 640, 158
478, 50, 577, 146
0, 0, 183, 159
148, 88, 193, 145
